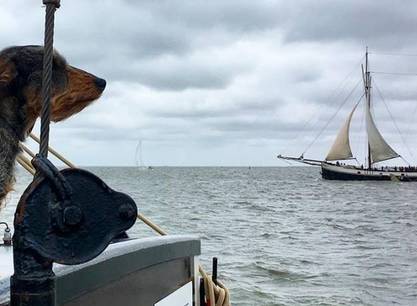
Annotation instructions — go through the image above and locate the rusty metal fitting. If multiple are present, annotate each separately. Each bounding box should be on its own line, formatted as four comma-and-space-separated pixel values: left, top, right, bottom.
43, 0, 61, 8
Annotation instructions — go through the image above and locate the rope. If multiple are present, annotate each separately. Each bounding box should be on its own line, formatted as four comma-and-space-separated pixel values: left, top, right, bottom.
371, 71, 417, 76
17, 138, 231, 306
369, 52, 417, 57
137, 213, 167, 236
39, 0, 60, 159
20, 143, 35, 158
199, 266, 230, 306
404, 102, 417, 142
293, 55, 365, 146
17, 155, 36, 175
373, 80, 414, 162
302, 78, 362, 155
30, 133, 76, 168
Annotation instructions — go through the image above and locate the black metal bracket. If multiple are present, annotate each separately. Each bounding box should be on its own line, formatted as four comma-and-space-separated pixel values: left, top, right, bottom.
10, 157, 138, 305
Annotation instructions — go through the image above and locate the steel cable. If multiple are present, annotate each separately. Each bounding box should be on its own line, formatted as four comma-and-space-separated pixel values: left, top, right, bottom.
302, 78, 363, 155
373, 80, 414, 164
39, 0, 60, 160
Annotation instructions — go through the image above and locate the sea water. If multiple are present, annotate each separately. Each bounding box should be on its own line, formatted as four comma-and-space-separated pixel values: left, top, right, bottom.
0, 167, 416, 305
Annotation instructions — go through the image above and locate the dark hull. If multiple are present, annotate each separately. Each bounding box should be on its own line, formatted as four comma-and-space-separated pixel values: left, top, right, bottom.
321, 166, 417, 181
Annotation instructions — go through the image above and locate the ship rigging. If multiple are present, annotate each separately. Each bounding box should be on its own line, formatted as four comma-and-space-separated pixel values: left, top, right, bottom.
278, 49, 417, 181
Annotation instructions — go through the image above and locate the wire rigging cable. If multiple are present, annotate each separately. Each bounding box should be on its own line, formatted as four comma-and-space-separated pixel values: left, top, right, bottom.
39, 0, 60, 159
302, 78, 363, 155
369, 52, 417, 57
373, 79, 414, 164
371, 71, 417, 76
404, 102, 417, 142
292, 55, 365, 143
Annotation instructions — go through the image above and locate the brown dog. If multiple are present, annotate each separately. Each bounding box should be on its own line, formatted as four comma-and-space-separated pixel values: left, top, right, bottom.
0, 45, 106, 204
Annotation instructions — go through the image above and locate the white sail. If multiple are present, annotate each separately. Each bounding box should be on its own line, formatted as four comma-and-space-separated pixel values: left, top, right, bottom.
325, 103, 358, 161
365, 101, 399, 163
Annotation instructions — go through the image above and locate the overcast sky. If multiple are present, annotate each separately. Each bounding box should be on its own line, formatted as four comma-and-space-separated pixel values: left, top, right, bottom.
2, 0, 417, 166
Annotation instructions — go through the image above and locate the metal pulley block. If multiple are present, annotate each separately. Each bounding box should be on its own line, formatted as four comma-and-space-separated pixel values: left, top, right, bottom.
13, 156, 138, 265
11, 156, 138, 305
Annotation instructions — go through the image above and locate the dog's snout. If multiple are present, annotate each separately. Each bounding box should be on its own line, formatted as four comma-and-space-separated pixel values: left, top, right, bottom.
94, 77, 106, 91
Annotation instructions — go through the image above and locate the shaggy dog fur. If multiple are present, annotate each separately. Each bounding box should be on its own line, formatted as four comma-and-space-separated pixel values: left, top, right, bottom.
0, 45, 106, 205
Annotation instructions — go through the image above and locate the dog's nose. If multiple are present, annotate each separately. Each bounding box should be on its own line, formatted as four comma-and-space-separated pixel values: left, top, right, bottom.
94, 77, 106, 91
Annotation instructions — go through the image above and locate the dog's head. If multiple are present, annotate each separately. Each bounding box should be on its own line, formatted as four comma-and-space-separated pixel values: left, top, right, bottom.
0, 45, 106, 135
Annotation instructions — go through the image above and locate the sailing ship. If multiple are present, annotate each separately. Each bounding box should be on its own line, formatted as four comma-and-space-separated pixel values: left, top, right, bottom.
135, 140, 153, 170
278, 50, 417, 181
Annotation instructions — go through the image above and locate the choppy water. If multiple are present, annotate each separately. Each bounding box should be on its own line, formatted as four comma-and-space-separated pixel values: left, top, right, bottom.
1, 167, 417, 305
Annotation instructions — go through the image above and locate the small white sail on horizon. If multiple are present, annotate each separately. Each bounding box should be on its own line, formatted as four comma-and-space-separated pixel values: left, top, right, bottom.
325, 102, 359, 161
365, 98, 400, 164
135, 140, 148, 170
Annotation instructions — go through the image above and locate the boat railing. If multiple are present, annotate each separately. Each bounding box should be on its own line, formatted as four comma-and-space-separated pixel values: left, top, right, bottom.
330, 162, 417, 173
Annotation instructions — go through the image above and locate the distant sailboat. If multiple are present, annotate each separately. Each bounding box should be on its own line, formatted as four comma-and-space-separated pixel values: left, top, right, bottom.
135, 140, 153, 170
278, 49, 417, 181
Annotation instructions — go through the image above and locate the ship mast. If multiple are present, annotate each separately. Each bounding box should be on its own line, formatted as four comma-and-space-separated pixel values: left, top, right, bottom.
364, 47, 372, 169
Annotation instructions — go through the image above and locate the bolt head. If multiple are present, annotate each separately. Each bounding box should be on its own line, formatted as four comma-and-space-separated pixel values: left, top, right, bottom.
119, 204, 135, 221
63, 206, 83, 226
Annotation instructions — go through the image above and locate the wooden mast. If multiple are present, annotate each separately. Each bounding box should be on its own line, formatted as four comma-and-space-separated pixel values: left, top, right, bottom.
365, 47, 372, 169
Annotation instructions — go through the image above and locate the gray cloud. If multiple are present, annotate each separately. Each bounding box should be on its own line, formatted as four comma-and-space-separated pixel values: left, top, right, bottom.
124, 0, 281, 32
280, 0, 417, 48
1, 1, 417, 166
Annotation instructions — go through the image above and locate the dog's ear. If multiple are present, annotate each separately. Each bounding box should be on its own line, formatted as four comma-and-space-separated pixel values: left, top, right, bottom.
0, 59, 17, 87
